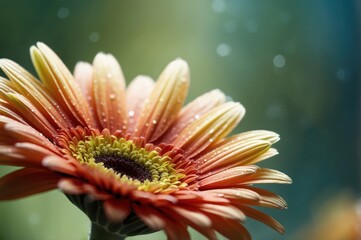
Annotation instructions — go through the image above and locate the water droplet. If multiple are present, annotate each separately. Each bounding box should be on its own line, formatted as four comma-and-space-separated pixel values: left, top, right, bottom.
273, 55, 286, 68
57, 7, 69, 19
209, 138, 214, 143
89, 32, 100, 43
152, 120, 157, 125
128, 110, 135, 117
106, 72, 113, 78
209, 129, 215, 134
194, 114, 200, 120
109, 94, 116, 100
216, 43, 231, 57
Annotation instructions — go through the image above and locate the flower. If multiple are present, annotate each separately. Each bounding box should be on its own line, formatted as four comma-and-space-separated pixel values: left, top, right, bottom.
0, 42, 291, 240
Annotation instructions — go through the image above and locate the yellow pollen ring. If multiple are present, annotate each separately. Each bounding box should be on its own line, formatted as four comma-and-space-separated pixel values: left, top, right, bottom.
68, 134, 187, 192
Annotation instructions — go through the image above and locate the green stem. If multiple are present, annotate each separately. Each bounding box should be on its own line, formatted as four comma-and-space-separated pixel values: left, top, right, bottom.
89, 223, 126, 240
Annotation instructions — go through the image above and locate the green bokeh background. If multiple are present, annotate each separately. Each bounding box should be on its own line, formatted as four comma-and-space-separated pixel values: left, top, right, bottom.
0, 0, 360, 239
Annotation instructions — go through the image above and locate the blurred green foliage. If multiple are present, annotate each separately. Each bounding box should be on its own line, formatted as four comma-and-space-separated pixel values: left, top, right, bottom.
0, 0, 360, 239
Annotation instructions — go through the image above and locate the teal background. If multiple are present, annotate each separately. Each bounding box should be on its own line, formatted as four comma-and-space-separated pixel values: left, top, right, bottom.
0, 0, 360, 239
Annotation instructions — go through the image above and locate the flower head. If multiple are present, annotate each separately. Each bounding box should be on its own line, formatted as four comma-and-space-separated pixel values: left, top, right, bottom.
0, 43, 291, 239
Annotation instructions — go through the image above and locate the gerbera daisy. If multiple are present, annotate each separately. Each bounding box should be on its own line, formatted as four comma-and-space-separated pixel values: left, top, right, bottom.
0, 42, 291, 240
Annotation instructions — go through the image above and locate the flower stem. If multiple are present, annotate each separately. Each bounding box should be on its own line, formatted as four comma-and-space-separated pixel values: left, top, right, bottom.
89, 223, 126, 240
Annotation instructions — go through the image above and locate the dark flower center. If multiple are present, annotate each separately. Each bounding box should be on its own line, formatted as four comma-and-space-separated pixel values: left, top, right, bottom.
94, 155, 152, 182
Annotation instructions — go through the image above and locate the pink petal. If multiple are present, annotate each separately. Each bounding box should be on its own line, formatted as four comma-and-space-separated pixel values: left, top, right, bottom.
126, 75, 154, 134
92, 53, 127, 132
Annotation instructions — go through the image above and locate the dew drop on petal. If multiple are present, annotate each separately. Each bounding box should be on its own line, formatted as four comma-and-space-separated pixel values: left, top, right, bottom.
109, 94, 116, 100
152, 120, 157, 125
128, 110, 135, 117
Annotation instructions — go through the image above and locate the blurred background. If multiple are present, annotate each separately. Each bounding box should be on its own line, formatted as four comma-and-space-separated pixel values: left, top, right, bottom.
0, 0, 360, 239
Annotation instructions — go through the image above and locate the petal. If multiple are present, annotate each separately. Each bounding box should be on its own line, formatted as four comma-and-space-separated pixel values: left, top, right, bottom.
238, 205, 285, 234
210, 215, 251, 240
199, 165, 259, 190
42, 155, 78, 176
242, 186, 288, 209
0, 168, 60, 200
0, 59, 73, 129
133, 204, 165, 230
6, 92, 57, 138
135, 59, 189, 142
104, 198, 131, 223
0, 116, 59, 153
73, 61, 93, 100
162, 205, 217, 240
126, 75, 154, 134
30, 42, 95, 127
160, 89, 226, 143
173, 102, 245, 158
92, 53, 127, 132
239, 168, 292, 185
197, 139, 271, 175
211, 130, 280, 150
0, 142, 60, 168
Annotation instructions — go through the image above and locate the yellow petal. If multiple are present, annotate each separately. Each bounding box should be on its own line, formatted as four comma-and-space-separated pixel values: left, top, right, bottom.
160, 89, 226, 143
135, 59, 189, 142
173, 102, 245, 158
30, 42, 95, 127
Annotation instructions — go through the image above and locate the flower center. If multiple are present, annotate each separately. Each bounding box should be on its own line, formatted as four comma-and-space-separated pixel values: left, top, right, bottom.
94, 154, 152, 182
58, 128, 191, 192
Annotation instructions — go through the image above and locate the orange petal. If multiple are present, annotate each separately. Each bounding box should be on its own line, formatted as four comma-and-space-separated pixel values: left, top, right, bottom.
197, 139, 271, 175
199, 165, 259, 190
173, 102, 245, 158
30, 42, 95, 127
198, 203, 246, 221
239, 168, 292, 185
242, 186, 288, 209
6, 92, 57, 138
135, 59, 189, 142
0, 168, 60, 200
162, 205, 217, 240
211, 130, 280, 150
73, 61, 93, 101
126, 75, 154, 134
42, 155, 78, 176
160, 89, 226, 143
210, 214, 251, 240
133, 203, 166, 230
238, 205, 285, 234
200, 188, 261, 202
92, 53, 127, 132
103, 198, 131, 222
0, 116, 59, 153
